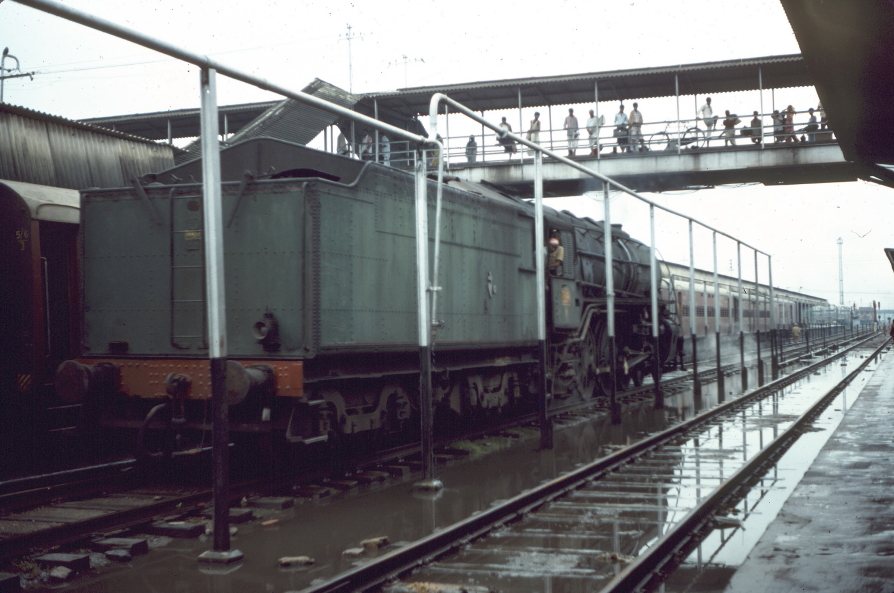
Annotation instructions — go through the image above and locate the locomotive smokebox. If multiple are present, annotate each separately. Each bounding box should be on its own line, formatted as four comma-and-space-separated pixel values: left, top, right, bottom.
55, 360, 119, 404
226, 361, 275, 406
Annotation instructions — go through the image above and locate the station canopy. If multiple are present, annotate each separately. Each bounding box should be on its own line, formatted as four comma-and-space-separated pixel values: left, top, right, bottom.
357, 54, 812, 118
781, 0, 894, 184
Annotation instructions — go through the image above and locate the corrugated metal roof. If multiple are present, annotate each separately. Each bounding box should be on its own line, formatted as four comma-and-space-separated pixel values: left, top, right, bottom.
227, 79, 357, 145
358, 54, 812, 116
0, 103, 176, 189
80, 100, 280, 141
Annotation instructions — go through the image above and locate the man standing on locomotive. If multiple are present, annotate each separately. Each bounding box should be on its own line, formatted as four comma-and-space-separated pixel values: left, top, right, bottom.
548, 237, 564, 276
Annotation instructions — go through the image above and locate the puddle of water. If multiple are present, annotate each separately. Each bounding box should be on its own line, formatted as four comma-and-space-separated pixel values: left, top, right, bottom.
660, 348, 881, 592
50, 348, 870, 593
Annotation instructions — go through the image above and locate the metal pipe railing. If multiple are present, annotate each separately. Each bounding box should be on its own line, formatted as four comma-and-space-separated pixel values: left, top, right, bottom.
414, 108, 832, 165
12, 0, 452, 547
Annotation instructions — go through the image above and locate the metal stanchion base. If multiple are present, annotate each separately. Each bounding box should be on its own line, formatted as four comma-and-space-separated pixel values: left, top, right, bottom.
413, 479, 444, 492
198, 549, 244, 565
540, 417, 554, 450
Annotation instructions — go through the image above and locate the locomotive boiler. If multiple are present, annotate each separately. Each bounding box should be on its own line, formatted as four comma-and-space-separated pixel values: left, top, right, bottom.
55, 138, 680, 453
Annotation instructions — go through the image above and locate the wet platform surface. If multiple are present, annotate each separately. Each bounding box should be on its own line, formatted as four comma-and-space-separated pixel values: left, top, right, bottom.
719, 347, 894, 592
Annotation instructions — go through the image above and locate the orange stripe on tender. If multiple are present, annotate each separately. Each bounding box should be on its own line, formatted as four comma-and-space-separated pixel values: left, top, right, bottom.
77, 359, 303, 399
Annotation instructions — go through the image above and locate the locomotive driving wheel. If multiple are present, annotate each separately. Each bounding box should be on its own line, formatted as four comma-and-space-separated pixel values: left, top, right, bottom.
576, 328, 599, 399
594, 321, 632, 395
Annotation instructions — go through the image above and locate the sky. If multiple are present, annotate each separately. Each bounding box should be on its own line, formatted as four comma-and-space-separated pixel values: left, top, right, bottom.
1, 0, 892, 307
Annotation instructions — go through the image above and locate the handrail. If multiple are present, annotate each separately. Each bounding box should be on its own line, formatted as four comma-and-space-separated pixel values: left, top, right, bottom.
427, 92, 771, 257
10, 0, 441, 153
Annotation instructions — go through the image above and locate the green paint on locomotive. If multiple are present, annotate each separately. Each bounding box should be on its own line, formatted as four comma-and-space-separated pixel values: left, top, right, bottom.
80, 145, 538, 358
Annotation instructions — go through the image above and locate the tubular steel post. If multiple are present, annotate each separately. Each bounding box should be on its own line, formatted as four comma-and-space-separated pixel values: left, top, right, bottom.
548, 104, 554, 151
689, 221, 700, 396
649, 205, 662, 409
769, 255, 778, 380
480, 111, 486, 163
755, 251, 763, 386
534, 152, 552, 449
759, 66, 764, 150
595, 80, 600, 160
374, 99, 379, 164
196, 68, 242, 565
702, 277, 708, 337
444, 102, 450, 169
413, 148, 440, 491
737, 242, 746, 391
675, 74, 681, 155
605, 184, 620, 424
713, 232, 723, 401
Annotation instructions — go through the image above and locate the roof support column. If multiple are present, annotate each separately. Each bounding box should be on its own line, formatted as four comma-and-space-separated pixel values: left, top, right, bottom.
374, 99, 379, 163
594, 80, 600, 160
675, 74, 681, 155
223, 112, 228, 139
167, 119, 172, 145
759, 67, 764, 150
548, 104, 553, 151
517, 87, 523, 150
480, 111, 486, 163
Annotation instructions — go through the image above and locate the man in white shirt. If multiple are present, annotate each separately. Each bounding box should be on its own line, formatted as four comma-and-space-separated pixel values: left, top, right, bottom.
586, 109, 603, 156
380, 134, 391, 166
613, 104, 629, 154
698, 97, 716, 146
563, 108, 579, 157
629, 102, 644, 152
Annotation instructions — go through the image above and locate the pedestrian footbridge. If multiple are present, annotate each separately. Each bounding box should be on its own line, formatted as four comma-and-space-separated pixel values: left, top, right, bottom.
448, 141, 856, 196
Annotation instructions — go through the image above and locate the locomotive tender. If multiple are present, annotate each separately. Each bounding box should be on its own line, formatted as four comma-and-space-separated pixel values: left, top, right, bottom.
55, 138, 681, 451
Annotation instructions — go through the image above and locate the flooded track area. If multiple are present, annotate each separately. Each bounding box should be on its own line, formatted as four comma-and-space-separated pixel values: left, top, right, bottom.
374, 340, 887, 593
5, 336, 884, 592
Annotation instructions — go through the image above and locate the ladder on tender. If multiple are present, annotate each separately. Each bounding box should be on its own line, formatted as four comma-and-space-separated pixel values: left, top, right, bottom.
170, 193, 207, 350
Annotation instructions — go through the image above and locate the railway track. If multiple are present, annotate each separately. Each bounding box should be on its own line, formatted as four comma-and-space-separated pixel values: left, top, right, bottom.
0, 331, 861, 569
295, 334, 886, 593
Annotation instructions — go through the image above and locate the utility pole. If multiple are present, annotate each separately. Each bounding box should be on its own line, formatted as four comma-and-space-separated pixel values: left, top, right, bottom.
339, 24, 362, 93
837, 237, 844, 305
388, 55, 425, 88
1, 47, 35, 103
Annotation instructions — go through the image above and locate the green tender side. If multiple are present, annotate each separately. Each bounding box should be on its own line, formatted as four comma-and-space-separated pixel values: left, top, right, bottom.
81, 165, 538, 358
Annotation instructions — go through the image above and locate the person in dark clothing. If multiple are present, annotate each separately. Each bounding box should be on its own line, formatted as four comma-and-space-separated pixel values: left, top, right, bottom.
749, 111, 762, 144
722, 110, 740, 146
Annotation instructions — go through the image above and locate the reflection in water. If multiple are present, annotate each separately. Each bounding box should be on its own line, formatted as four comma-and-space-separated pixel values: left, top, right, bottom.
54, 351, 871, 593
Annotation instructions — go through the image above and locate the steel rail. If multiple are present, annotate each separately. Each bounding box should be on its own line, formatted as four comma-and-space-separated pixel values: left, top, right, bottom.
297, 334, 879, 593
601, 337, 891, 593
0, 472, 277, 563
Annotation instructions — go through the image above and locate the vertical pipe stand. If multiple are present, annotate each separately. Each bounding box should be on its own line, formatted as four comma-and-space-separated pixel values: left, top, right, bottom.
534, 152, 552, 449
197, 67, 242, 565
413, 147, 442, 492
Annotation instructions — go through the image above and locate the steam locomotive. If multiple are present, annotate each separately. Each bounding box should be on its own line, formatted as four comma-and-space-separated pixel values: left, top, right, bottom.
54, 138, 681, 454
